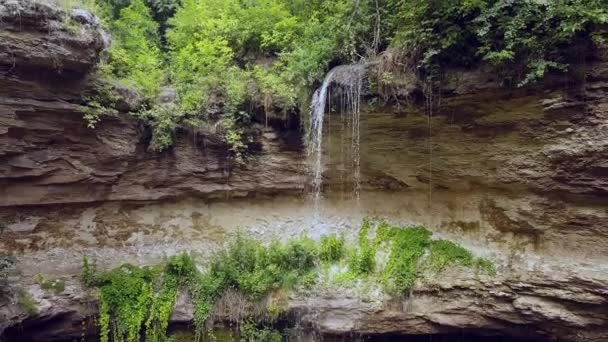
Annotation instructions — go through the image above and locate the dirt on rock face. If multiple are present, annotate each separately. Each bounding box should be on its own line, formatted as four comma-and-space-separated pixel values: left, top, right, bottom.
1, 1, 608, 342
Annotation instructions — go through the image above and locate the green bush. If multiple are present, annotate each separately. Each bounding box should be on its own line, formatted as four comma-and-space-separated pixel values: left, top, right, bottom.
317, 234, 345, 263
378, 225, 431, 293
427, 240, 474, 272
347, 219, 376, 276
388, 0, 608, 84
108, 0, 164, 98
96, 264, 157, 342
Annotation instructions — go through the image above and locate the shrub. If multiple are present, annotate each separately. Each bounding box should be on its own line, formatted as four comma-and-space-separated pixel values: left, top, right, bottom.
317, 234, 345, 263
108, 0, 164, 98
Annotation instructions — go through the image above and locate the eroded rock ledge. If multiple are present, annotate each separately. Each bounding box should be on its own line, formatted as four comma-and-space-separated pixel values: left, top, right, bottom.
2, 267, 607, 342
0, 0, 107, 73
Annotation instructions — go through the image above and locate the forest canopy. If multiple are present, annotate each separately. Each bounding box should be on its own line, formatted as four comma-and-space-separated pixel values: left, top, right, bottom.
75, 0, 607, 153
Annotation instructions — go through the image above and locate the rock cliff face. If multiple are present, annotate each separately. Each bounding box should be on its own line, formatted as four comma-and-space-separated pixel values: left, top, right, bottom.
1, 1, 607, 342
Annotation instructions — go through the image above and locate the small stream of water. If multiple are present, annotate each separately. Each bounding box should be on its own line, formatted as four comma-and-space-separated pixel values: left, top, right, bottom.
308, 64, 366, 210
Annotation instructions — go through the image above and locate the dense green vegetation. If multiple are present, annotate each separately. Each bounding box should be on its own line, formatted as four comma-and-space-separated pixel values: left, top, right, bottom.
72, 0, 607, 153
82, 220, 494, 342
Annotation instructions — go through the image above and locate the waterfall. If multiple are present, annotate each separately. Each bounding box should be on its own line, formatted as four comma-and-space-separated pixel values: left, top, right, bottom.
308, 64, 366, 207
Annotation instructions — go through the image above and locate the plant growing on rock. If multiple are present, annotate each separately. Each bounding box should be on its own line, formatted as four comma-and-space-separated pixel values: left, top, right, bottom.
35, 274, 66, 294
82, 221, 494, 341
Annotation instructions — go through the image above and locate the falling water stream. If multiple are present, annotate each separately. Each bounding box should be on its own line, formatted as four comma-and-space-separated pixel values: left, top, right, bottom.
309, 64, 366, 211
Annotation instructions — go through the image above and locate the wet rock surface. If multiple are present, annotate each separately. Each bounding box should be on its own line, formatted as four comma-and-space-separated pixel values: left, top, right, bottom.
1, 1, 607, 341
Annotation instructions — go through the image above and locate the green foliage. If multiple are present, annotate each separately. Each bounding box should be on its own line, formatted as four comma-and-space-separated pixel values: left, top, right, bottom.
107, 0, 164, 98
17, 288, 38, 315
167, 0, 249, 114
83, 254, 194, 342
81, 78, 121, 128
377, 225, 432, 293
251, 65, 296, 114
347, 220, 376, 276
389, 0, 608, 84
97, 264, 157, 342
83, 237, 321, 342
337, 219, 495, 293
473, 257, 497, 275
145, 254, 197, 342
198, 235, 316, 300
239, 321, 282, 342
81, 0, 607, 154
427, 239, 496, 276
427, 240, 474, 273
317, 234, 345, 263
82, 256, 98, 287
218, 112, 251, 161
135, 103, 183, 151
83, 221, 495, 341
164, 0, 380, 153
35, 275, 66, 294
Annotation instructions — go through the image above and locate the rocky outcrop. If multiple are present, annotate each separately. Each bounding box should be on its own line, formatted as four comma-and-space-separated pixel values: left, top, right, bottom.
0, 0, 306, 207
2, 264, 607, 342
293, 268, 608, 342
1, 1, 607, 342
0, 0, 107, 74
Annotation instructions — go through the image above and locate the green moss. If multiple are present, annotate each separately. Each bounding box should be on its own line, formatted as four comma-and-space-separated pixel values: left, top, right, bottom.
17, 288, 38, 315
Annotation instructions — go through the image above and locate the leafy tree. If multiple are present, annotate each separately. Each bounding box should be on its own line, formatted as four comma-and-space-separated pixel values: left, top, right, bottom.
109, 0, 164, 98
388, 0, 608, 84
84, 0, 607, 153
